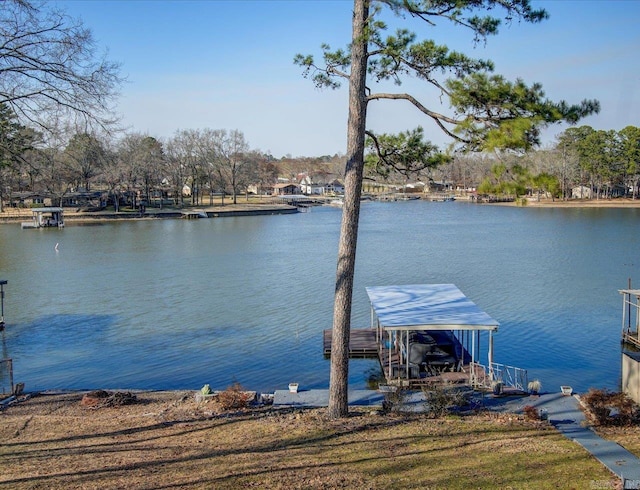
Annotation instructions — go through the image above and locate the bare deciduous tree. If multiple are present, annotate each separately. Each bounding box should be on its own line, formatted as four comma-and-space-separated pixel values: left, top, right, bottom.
214, 129, 251, 205
63, 132, 106, 192
0, 0, 122, 132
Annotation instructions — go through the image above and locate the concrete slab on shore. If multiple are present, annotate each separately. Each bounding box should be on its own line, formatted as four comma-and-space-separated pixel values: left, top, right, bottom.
273, 389, 385, 408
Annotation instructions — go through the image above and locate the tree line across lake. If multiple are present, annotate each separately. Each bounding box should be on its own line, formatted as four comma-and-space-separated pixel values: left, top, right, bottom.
1, 104, 638, 213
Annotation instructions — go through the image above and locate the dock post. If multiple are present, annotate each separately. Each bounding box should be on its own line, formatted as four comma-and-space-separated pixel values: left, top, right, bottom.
0, 280, 6, 330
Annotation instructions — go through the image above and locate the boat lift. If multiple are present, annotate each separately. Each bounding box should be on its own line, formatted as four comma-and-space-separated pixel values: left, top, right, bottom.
366, 284, 527, 391
21, 207, 65, 229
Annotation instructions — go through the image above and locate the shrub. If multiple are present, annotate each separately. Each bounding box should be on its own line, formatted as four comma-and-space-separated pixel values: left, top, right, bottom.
422, 383, 469, 418
382, 385, 409, 413
216, 383, 253, 411
581, 388, 639, 426
383, 383, 470, 417
523, 405, 540, 421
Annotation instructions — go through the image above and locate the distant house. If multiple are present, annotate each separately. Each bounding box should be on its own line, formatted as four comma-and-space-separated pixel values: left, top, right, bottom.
427, 181, 453, 193
404, 182, 425, 194
325, 179, 345, 195
298, 176, 321, 195
247, 183, 275, 195
571, 185, 592, 199
299, 175, 344, 195
9, 192, 51, 207
572, 184, 628, 200
609, 184, 627, 198
272, 183, 300, 195
60, 191, 104, 208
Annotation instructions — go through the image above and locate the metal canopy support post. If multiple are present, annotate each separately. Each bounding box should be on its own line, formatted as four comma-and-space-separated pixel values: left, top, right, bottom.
389, 330, 393, 379
488, 332, 494, 382
470, 331, 476, 385
405, 331, 410, 379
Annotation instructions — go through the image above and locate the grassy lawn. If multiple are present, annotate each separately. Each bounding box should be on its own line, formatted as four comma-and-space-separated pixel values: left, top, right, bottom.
0, 391, 618, 489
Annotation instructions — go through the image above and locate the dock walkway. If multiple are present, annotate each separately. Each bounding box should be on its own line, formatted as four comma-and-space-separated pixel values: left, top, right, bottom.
322, 328, 378, 358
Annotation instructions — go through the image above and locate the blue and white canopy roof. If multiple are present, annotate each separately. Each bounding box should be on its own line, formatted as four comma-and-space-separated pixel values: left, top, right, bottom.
365, 284, 499, 331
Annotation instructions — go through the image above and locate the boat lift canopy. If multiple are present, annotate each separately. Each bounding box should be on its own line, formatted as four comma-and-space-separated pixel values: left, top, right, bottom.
365, 284, 499, 332
366, 284, 500, 384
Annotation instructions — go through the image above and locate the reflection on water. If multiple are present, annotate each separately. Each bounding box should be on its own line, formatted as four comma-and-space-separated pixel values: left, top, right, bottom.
0, 201, 639, 394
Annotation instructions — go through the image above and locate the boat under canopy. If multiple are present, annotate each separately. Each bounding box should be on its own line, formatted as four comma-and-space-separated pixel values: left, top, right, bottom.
366, 284, 518, 389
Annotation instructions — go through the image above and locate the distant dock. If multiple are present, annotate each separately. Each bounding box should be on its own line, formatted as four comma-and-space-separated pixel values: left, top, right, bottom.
1, 204, 299, 224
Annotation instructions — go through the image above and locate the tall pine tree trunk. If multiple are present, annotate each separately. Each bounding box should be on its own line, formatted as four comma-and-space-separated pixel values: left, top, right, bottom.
327, 0, 369, 419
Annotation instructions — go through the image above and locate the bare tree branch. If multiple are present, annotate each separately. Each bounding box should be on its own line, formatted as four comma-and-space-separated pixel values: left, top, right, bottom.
368, 91, 468, 142
0, 0, 123, 134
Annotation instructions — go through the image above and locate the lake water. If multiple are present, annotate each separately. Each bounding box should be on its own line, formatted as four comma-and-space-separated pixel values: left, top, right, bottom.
1, 201, 639, 395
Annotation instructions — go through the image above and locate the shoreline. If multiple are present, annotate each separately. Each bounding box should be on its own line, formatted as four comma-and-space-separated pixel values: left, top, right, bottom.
2, 196, 640, 223
0, 203, 299, 224
490, 197, 640, 208
2, 197, 639, 227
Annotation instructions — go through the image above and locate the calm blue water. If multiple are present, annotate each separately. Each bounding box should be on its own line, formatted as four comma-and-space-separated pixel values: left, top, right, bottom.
1, 201, 638, 394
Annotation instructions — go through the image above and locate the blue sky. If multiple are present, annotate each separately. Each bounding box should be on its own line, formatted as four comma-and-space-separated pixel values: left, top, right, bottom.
53, 0, 639, 158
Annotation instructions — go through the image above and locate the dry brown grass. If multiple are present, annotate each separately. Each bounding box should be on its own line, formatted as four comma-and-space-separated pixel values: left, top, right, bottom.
0, 391, 618, 489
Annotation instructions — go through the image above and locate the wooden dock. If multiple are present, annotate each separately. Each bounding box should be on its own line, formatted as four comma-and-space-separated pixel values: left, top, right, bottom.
323, 328, 379, 358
